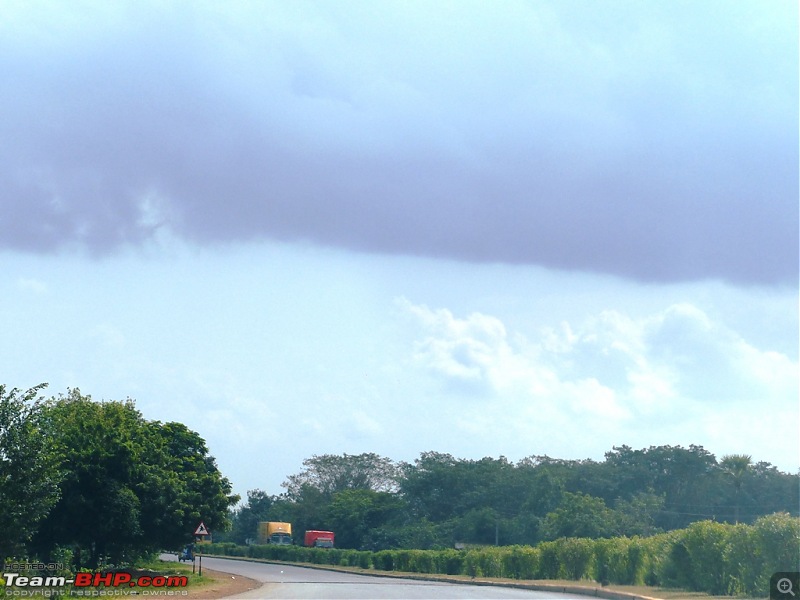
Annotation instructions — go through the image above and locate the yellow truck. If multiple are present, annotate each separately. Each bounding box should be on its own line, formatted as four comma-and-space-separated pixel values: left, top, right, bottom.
258, 521, 293, 545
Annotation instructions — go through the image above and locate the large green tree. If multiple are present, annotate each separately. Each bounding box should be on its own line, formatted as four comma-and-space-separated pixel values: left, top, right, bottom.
33, 390, 145, 565
541, 492, 619, 540
0, 384, 62, 559
719, 454, 752, 524
232, 445, 798, 552
33, 389, 238, 566
279, 452, 399, 543
326, 489, 405, 549
136, 421, 239, 550
283, 453, 399, 500
603, 444, 721, 528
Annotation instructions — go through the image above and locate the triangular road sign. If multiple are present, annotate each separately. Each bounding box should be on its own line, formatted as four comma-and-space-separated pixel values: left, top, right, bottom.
194, 522, 209, 536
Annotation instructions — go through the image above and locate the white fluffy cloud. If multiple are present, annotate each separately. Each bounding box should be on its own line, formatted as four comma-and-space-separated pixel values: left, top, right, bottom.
399, 298, 798, 459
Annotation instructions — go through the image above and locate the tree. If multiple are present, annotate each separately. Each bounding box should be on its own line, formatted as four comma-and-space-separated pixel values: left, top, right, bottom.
33, 389, 238, 566
326, 489, 405, 549
142, 421, 239, 548
604, 445, 718, 529
613, 490, 665, 536
0, 384, 62, 558
520, 463, 566, 518
720, 454, 752, 524
33, 390, 146, 566
400, 452, 463, 522
746, 462, 800, 518
283, 453, 399, 500
541, 492, 618, 540
137, 421, 239, 550
400, 453, 520, 523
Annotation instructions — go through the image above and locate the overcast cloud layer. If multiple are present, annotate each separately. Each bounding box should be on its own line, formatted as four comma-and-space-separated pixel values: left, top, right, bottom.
2, 1, 797, 285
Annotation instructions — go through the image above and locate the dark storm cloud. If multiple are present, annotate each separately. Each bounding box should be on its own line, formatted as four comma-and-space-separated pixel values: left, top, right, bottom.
1, 1, 796, 285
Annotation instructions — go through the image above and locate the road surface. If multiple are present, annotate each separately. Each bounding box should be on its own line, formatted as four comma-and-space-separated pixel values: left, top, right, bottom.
162, 553, 591, 599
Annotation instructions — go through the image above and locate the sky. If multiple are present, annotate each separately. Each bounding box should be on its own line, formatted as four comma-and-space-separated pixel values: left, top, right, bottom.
1, 0, 798, 500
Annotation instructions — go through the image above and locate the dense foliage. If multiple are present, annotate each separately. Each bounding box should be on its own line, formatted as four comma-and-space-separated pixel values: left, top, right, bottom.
203, 512, 800, 597
219, 448, 799, 551
0, 385, 238, 567
0, 384, 62, 559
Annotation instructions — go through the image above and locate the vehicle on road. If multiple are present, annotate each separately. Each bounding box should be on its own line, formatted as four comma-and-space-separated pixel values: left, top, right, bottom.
258, 521, 293, 545
304, 530, 335, 548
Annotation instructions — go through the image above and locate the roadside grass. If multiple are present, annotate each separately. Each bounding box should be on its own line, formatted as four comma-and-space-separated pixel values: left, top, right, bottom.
143, 558, 219, 590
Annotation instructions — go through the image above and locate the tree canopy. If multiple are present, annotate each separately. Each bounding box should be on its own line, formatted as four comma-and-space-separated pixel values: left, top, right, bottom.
0, 384, 62, 558
1, 385, 238, 566
283, 452, 400, 500
220, 446, 798, 550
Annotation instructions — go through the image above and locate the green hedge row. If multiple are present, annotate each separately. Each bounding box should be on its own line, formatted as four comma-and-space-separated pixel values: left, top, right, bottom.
199, 513, 798, 597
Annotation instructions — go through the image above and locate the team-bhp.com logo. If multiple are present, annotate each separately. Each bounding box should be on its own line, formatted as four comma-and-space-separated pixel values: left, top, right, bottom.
2, 568, 188, 596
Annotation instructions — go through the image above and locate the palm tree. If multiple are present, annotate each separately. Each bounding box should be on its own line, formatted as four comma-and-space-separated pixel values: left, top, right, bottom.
720, 454, 752, 524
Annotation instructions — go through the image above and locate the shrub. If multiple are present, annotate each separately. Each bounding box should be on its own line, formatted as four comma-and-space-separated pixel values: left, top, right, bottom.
408, 550, 432, 573
681, 520, 731, 595
357, 551, 372, 569
751, 512, 800, 594
723, 523, 760, 596
502, 545, 539, 580
476, 547, 506, 578
393, 549, 411, 572
434, 549, 464, 575
594, 537, 628, 584
464, 550, 483, 578
639, 531, 673, 587
555, 537, 594, 580
372, 550, 394, 571
537, 541, 559, 579
625, 537, 647, 585
187, 513, 800, 596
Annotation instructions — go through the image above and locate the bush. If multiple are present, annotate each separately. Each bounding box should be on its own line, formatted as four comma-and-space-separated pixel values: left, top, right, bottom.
478, 547, 506, 578
723, 524, 760, 596
537, 541, 559, 579
407, 550, 432, 573
554, 538, 594, 580
625, 537, 647, 585
339, 550, 358, 567
193, 513, 800, 596
393, 550, 411, 572
464, 550, 483, 578
433, 549, 464, 575
639, 531, 674, 587
751, 512, 800, 594
372, 550, 394, 571
681, 520, 731, 595
594, 537, 627, 584
502, 545, 539, 580
754, 513, 800, 570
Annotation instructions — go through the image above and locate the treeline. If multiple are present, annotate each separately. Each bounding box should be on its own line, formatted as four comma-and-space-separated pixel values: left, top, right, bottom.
218, 448, 798, 550
0, 384, 238, 567
204, 513, 799, 597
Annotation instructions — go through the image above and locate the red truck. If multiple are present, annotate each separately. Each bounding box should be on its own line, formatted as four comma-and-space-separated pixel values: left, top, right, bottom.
304, 530, 335, 548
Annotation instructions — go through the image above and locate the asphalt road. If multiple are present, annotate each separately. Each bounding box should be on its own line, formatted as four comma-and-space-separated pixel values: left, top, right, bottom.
161, 553, 591, 599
